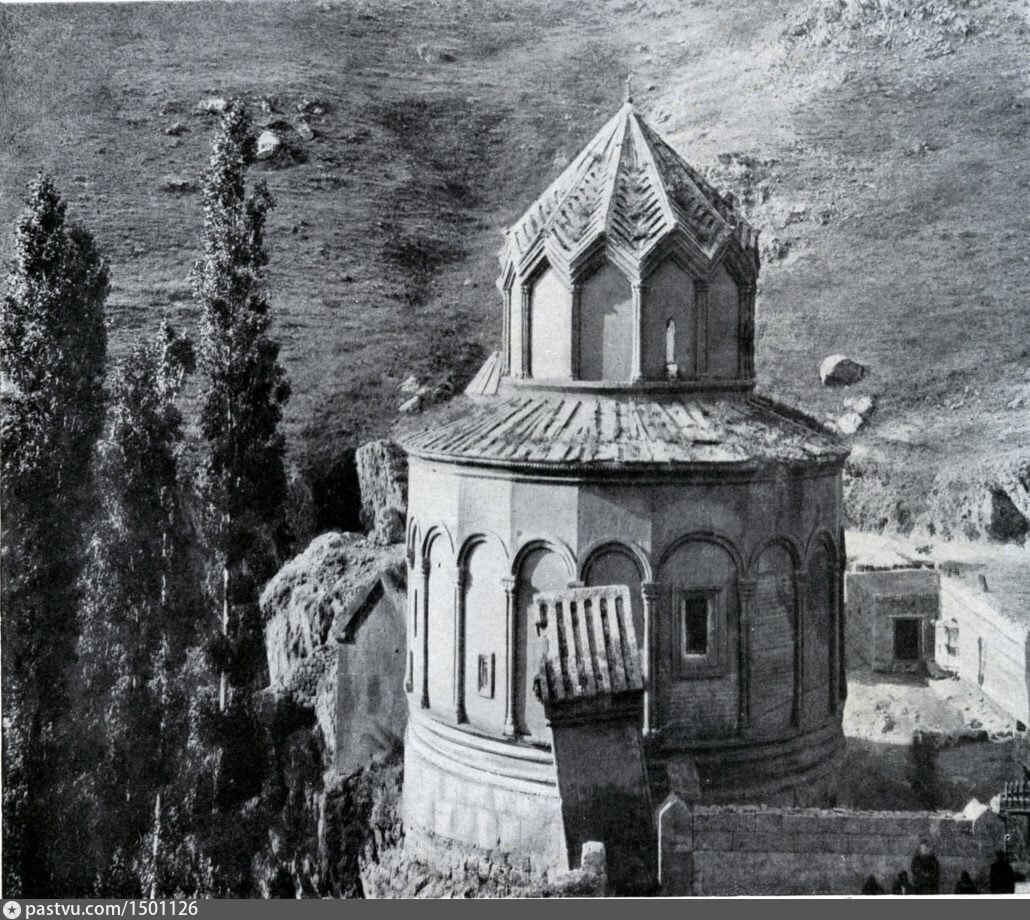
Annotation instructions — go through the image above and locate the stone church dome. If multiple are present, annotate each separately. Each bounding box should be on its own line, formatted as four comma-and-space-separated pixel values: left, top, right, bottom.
397, 96, 850, 891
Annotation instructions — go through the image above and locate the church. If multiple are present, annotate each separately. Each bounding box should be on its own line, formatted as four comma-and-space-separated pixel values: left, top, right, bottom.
397, 90, 850, 882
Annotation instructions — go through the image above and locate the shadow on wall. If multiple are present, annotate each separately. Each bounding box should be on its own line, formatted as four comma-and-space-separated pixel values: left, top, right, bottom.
838, 735, 1023, 812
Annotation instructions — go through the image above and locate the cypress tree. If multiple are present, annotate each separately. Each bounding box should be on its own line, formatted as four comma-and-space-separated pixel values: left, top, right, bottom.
189, 100, 292, 893
75, 323, 197, 895
193, 101, 291, 713
1, 173, 109, 895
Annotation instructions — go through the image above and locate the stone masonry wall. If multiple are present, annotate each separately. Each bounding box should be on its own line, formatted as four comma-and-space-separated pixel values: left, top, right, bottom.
658, 797, 1005, 896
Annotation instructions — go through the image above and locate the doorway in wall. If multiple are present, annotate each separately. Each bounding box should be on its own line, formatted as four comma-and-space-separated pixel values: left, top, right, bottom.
893, 618, 921, 663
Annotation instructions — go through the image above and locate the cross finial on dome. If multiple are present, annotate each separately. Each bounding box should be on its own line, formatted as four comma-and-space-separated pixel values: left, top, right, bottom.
624, 73, 633, 105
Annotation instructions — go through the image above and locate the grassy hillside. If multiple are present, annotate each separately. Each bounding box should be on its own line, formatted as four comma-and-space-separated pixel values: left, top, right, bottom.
2, 0, 1028, 535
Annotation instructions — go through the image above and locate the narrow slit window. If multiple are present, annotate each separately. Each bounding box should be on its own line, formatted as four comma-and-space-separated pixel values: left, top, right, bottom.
681, 594, 710, 656
665, 318, 676, 365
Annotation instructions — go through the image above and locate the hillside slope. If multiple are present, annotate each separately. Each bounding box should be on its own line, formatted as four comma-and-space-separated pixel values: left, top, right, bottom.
1, 0, 1027, 535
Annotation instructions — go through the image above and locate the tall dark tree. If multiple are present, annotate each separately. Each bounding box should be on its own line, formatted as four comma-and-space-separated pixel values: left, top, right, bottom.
189, 100, 292, 892
1, 173, 109, 895
193, 101, 291, 711
75, 323, 197, 895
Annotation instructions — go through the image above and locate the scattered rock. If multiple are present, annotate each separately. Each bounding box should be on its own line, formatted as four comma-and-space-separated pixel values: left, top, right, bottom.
782, 204, 808, 227
355, 440, 408, 547
837, 410, 865, 435
881, 715, 896, 733
294, 117, 315, 141
256, 130, 283, 160
398, 395, 422, 414
398, 375, 419, 394
296, 97, 327, 116
1007, 394, 1025, 410
843, 394, 876, 417
820, 354, 867, 387
196, 96, 228, 115
158, 100, 186, 117
164, 121, 188, 136
762, 236, 792, 262
157, 174, 199, 194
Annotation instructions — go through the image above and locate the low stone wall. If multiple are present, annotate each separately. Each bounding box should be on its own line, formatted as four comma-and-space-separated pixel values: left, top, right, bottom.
658, 797, 1006, 896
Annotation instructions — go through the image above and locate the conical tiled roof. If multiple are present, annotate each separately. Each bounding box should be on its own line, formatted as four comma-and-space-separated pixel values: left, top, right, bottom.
500, 102, 759, 284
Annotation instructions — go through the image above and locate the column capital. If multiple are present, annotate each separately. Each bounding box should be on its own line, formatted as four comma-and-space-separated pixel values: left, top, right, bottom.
641, 581, 662, 600
737, 576, 757, 602
793, 567, 809, 589
455, 568, 469, 590
693, 278, 710, 292
501, 575, 517, 593
420, 557, 432, 578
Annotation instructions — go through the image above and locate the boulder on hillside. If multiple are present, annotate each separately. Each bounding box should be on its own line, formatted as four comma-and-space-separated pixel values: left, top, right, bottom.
158, 174, 198, 194
256, 130, 283, 160
259, 531, 406, 757
355, 440, 408, 546
820, 354, 867, 387
196, 96, 228, 115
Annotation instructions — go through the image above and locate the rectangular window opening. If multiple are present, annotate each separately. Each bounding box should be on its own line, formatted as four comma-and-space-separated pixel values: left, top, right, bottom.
682, 594, 711, 657
893, 617, 920, 662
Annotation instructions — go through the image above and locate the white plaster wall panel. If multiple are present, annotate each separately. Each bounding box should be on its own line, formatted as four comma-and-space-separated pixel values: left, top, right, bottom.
409, 461, 461, 548
463, 538, 510, 732
529, 266, 572, 378
643, 259, 695, 378
751, 544, 797, 732
578, 262, 633, 381
510, 480, 579, 553
457, 470, 512, 544
425, 534, 456, 715
707, 265, 739, 378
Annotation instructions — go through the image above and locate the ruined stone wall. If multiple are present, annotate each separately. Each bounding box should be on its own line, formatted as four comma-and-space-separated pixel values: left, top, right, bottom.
942, 578, 1030, 726
658, 798, 1005, 896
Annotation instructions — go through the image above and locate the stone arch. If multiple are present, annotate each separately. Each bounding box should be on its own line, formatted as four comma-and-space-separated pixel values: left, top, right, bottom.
578, 539, 652, 583
749, 541, 800, 733
580, 540, 651, 654
406, 517, 420, 567
457, 530, 510, 572
420, 523, 455, 563
457, 532, 510, 732
510, 535, 576, 581
657, 530, 744, 575
804, 529, 838, 723
746, 534, 802, 576
657, 534, 743, 738
511, 538, 576, 740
